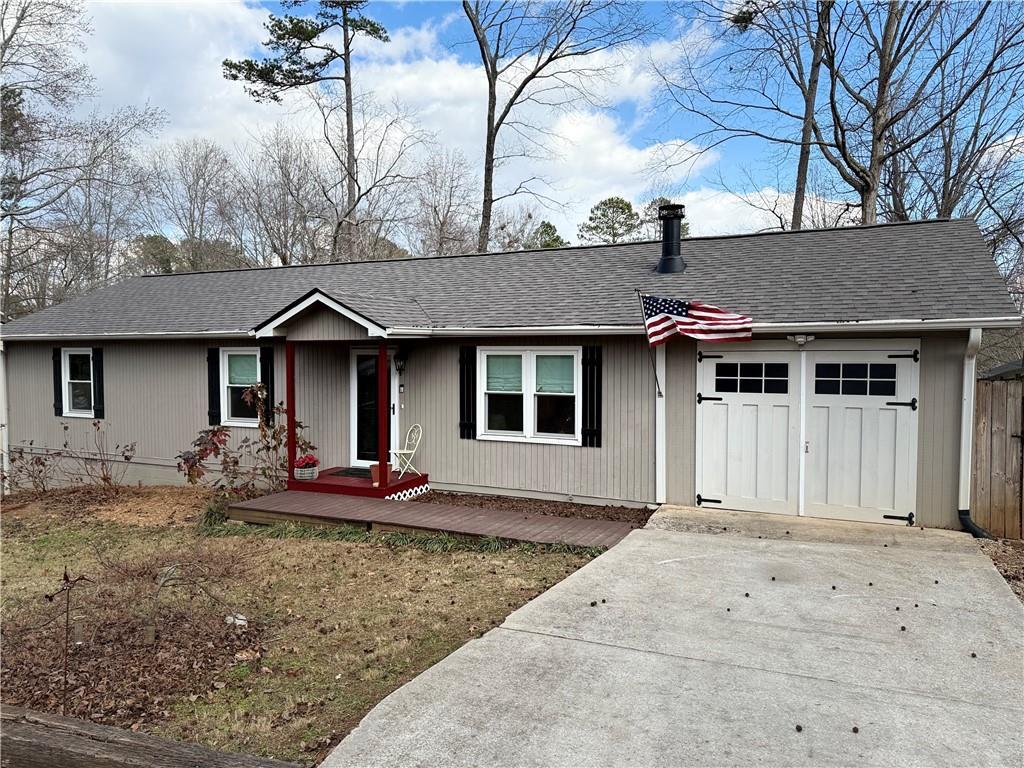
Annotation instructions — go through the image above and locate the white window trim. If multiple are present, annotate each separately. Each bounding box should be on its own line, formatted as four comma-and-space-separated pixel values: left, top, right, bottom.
61, 347, 94, 418
476, 346, 583, 447
220, 347, 261, 428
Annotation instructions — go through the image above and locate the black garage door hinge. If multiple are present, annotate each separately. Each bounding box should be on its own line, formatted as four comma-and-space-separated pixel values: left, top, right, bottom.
887, 350, 919, 362
697, 392, 723, 404
696, 494, 721, 506
696, 352, 723, 363
883, 512, 916, 526
885, 397, 918, 411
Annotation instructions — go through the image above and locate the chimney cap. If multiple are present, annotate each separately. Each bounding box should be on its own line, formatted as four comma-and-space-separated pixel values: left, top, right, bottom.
658, 203, 686, 220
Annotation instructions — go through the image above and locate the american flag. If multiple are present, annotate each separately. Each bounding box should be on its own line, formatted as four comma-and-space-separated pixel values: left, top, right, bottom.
641, 293, 752, 345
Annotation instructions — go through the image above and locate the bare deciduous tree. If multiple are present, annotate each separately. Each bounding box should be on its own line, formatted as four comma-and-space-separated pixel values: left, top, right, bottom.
462, 0, 651, 251
406, 149, 479, 258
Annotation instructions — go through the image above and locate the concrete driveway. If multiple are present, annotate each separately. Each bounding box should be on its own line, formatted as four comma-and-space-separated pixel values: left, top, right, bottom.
325, 515, 1024, 768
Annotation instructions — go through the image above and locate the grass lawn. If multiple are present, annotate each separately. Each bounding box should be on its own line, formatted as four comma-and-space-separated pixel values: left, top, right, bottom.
0, 486, 593, 764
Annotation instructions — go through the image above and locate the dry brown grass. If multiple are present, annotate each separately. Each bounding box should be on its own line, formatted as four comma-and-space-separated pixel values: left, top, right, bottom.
0, 487, 589, 764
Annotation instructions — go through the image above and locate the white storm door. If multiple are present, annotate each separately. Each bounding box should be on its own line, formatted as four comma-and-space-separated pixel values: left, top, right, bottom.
696, 350, 800, 515
803, 351, 919, 524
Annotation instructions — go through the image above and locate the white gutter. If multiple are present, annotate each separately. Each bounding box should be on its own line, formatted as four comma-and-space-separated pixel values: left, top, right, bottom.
2, 330, 251, 340
5, 315, 1019, 343
958, 329, 983, 528
383, 316, 1021, 338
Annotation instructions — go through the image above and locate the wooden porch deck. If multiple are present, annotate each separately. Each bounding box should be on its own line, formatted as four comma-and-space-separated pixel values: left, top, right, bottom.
226, 491, 633, 548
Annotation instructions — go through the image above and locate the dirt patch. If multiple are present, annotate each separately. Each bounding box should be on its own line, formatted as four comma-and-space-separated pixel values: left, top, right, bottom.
1, 487, 588, 764
412, 490, 652, 528
979, 538, 1024, 604
3, 485, 209, 528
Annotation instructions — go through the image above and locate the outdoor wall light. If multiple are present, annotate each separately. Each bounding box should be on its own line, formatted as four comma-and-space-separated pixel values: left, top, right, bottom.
393, 349, 409, 376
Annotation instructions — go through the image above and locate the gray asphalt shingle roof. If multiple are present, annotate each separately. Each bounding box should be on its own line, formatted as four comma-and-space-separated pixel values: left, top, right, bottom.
2, 218, 1017, 339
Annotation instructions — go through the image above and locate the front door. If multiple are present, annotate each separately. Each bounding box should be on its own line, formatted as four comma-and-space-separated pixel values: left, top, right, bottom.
350, 349, 399, 467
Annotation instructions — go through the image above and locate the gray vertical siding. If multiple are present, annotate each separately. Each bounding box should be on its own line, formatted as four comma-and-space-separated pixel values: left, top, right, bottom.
916, 332, 968, 529
4, 330, 969, 522
293, 343, 349, 468
5, 340, 284, 483
665, 339, 698, 503
287, 308, 371, 341
400, 336, 657, 504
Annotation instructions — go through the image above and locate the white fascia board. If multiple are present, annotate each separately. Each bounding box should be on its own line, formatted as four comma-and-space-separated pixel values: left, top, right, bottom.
751, 316, 1021, 332
388, 316, 1020, 337
251, 291, 387, 339
2, 330, 252, 340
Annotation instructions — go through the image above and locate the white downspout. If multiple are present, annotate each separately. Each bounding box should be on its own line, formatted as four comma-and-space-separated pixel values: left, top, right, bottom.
957, 328, 990, 537
655, 344, 666, 504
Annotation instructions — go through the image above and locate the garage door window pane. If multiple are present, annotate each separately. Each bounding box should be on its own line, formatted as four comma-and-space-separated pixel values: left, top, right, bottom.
842, 363, 868, 379
764, 378, 788, 394
869, 380, 896, 396
716, 363, 737, 377
715, 377, 738, 392
842, 379, 868, 395
764, 363, 787, 378
870, 364, 896, 380
815, 378, 841, 395
816, 363, 840, 379
739, 378, 763, 393
740, 362, 763, 378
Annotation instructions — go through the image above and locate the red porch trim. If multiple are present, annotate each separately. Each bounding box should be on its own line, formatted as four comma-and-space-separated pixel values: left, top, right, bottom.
377, 342, 389, 489
289, 468, 428, 498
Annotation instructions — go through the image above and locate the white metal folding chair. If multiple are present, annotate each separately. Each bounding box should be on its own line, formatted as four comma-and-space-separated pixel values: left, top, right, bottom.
390, 423, 422, 479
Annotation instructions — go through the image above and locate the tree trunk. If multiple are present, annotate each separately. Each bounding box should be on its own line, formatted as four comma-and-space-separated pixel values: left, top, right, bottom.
342, 7, 358, 261
792, 1, 830, 230
477, 86, 498, 253
861, 1, 901, 226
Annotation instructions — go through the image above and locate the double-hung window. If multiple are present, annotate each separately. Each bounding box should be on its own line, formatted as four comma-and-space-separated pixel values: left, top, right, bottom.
61, 348, 94, 417
220, 348, 261, 426
478, 347, 582, 445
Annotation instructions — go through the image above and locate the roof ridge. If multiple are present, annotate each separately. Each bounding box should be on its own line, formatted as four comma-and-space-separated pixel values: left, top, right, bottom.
135, 218, 965, 280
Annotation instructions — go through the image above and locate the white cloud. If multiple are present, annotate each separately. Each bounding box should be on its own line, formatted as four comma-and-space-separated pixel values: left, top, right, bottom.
82, 0, 293, 145
78, 3, 770, 242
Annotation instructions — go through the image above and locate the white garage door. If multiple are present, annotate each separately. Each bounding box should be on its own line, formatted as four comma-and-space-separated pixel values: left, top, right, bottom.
696, 341, 920, 525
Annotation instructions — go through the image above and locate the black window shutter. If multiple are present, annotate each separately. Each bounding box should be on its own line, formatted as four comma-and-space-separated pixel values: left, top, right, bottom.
582, 345, 602, 447
91, 347, 105, 419
52, 347, 62, 417
458, 345, 476, 439
260, 345, 275, 425
207, 348, 221, 425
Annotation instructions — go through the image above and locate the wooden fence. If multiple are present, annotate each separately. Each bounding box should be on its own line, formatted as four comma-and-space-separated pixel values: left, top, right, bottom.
972, 379, 1024, 540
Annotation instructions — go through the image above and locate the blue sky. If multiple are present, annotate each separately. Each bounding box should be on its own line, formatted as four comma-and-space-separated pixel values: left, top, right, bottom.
82, 0, 783, 239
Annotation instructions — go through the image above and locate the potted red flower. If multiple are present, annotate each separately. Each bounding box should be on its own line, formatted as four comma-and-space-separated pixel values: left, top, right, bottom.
293, 453, 320, 481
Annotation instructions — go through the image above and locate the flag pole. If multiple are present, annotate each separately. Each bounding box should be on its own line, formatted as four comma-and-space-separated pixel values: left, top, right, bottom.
635, 289, 663, 398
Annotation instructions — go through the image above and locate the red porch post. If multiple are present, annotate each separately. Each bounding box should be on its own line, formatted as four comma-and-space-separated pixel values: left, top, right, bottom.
377, 342, 389, 489
286, 340, 296, 487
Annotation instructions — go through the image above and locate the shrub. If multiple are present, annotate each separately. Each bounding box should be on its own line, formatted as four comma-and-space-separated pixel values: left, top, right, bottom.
176, 383, 314, 502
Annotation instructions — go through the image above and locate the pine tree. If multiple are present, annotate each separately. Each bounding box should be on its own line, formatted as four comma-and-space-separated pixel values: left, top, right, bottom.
577, 197, 641, 244
524, 221, 569, 249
